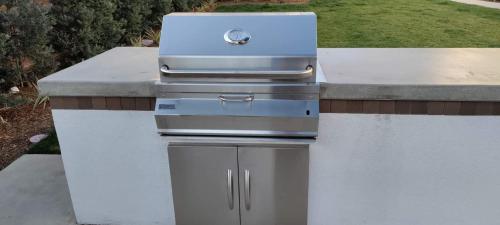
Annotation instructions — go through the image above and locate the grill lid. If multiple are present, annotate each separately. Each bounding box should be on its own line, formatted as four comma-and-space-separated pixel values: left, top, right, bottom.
158, 12, 317, 82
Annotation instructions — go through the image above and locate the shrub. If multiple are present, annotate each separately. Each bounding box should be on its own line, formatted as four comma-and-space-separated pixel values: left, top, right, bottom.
50, 0, 125, 68
173, 0, 206, 11
145, 27, 161, 45
116, 0, 172, 44
50, 0, 175, 67
193, 0, 217, 12
116, 0, 152, 44
0, 32, 13, 91
148, 0, 173, 28
0, 0, 199, 92
0, 0, 56, 91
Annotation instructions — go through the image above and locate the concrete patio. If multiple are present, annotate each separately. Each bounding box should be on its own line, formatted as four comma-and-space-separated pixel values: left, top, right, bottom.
0, 155, 76, 225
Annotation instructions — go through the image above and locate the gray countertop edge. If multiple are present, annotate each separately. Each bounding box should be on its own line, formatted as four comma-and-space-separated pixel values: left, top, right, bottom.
38, 80, 157, 97
39, 81, 500, 102
320, 83, 500, 101
37, 47, 500, 101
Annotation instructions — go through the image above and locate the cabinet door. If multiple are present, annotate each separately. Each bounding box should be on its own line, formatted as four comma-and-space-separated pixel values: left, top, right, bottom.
169, 146, 239, 225
238, 146, 309, 225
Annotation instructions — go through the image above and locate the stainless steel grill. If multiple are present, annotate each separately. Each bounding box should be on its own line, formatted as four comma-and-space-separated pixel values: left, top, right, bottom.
155, 12, 320, 137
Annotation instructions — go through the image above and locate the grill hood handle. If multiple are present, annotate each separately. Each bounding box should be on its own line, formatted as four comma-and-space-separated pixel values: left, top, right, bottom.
160, 65, 314, 80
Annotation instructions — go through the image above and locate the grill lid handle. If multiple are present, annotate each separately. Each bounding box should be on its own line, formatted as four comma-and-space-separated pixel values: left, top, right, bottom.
160, 65, 314, 80
219, 95, 254, 102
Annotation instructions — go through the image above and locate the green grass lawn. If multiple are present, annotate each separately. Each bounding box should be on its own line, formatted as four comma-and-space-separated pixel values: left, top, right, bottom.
216, 0, 500, 47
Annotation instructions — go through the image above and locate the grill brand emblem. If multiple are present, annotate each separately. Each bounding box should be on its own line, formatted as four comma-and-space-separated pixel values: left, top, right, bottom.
224, 29, 251, 45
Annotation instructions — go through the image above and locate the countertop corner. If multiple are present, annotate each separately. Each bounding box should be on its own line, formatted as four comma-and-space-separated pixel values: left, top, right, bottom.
38, 47, 160, 97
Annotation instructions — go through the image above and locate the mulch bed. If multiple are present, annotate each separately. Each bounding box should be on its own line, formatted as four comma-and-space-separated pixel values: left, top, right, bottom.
0, 87, 54, 170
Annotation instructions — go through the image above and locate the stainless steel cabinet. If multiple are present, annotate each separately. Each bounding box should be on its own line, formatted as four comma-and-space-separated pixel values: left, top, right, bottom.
168, 145, 309, 225
168, 146, 240, 225
238, 147, 309, 225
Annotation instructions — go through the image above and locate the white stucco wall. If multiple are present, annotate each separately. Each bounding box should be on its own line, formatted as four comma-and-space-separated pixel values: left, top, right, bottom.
309, 114, 500, 225
53, 110, 500, 225
52, 110, 174, 225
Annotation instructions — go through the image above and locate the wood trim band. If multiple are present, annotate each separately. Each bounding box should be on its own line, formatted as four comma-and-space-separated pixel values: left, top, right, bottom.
50, 97, 156, 111
320, 100, 500, 115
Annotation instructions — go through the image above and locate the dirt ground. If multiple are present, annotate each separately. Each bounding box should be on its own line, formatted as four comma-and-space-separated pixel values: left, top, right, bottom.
0, 87, 54, 170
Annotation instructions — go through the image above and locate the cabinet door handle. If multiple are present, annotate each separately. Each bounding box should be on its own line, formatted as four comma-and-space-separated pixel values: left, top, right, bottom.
226, 169, 234, 210
244, 169, 251, 210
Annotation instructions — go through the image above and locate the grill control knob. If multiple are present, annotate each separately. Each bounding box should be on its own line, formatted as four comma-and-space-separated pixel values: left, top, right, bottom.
224, 29, 251, 45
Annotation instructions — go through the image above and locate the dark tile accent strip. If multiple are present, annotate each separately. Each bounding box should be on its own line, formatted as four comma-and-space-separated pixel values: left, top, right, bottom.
346, 100, 363, 113
331, 100, 348, 113
50, 97, 500, 115
78, 97, 93, 109
363, 101, 379, 114
395, 101, 411, 114
459, 102, 477, 115
494, 103, 500, 115
475, 102, 494, 115
49, 97, 78, 109
319, 100, 331, 113
136, 98, 151, 111
410, 101, 428, 114
379, 101, 396, 114
105, 97, 121, 110
444, 102, 461, 115
91, 97, 106, 109
120, 98, 136, 110
50, 97, 156, 111
150, 98, 156, 110
322, 100, 500, 116
427, 101, 445, 115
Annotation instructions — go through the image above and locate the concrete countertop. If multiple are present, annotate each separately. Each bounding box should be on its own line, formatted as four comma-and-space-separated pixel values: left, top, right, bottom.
38, 47, 159, 97
319, 48, 500, 101
39, 47, 500, 101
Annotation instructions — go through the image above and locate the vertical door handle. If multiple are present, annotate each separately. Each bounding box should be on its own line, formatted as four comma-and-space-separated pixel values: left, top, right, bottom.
244, 169, 251, 210
226, 169, 234, 210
